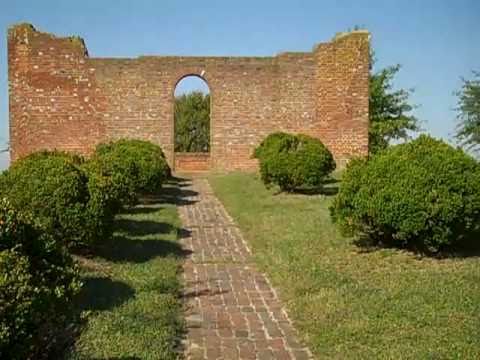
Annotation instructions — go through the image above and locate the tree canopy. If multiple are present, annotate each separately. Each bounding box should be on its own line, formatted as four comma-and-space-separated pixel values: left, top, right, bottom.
369, 56, 419, 154
174, 91, 210, 152
455, 71, 480, 154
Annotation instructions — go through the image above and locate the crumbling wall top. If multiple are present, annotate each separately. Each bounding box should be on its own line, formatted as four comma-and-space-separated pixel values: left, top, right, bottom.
8, 22, 89, 57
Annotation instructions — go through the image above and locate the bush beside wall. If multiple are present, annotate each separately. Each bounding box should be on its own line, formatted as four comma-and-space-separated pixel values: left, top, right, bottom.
0, 152, 91, 248
331, 135, 480, 252
254, 132, 336, 192
91, 139, 171, 206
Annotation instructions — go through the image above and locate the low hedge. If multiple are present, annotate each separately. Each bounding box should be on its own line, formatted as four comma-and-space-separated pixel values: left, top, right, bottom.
0, 200, 81, 359
0, 151, 120, 248
330, 135, 480, 252
91, 139, 171, 205
254, 132, 336, 192
0, 140, 170, 248
81, 162, 119, 243
0, 152, 91, 248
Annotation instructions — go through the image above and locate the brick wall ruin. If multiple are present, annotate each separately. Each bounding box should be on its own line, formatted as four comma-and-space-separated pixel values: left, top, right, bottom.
8, 23, 370, 171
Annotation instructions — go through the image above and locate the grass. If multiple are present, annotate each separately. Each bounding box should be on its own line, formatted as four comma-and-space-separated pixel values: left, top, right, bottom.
69, 184, 185, 360
209, 172, 480, 359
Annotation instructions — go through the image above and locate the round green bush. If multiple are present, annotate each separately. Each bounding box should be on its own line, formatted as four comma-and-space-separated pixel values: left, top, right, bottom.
0, 151, 90, 248
85, 151, 138, 207
253, 132, 296, 160
0, 151, 117, 248
57, 151, 119, 245
0, 200, 81, 359
254, 132, 336, 192
81, 162, 119, 243
330, 135, 480, 252
92, 139, 170, 205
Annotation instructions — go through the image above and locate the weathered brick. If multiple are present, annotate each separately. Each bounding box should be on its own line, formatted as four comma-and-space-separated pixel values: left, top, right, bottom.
8, 24, 369, 171
180, 179, 314, 359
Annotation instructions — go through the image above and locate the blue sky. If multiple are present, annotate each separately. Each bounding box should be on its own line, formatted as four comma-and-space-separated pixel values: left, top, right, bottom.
1, 0, 479, 168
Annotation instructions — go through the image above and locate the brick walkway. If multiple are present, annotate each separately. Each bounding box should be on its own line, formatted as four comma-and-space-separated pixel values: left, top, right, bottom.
178, 178, 313, 360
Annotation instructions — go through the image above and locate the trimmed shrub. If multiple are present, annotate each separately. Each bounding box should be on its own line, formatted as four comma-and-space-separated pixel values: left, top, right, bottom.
0, 151, 90, 248
81, 162, 118, 243
254, 132, 336, 192
0, 151, 118, 248
91, 139, 170, 205
84, 151, 138, 208
0, 200, 81, 359
253, 132, 295, 160
330, 135, 480, 252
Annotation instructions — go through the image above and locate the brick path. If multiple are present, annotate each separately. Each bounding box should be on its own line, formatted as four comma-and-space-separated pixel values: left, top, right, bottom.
178, 178, 313, 360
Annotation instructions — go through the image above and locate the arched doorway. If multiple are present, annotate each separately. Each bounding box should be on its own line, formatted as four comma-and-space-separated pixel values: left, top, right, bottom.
173, 75, 211, 172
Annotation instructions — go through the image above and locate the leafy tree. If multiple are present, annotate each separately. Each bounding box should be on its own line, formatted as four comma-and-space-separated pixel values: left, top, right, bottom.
369, 56, 419, 154
455, 71, 480, 154
174, 91, 210, 152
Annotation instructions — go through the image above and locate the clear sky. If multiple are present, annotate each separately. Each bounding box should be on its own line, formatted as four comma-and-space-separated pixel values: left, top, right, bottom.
1, 0, 479, 168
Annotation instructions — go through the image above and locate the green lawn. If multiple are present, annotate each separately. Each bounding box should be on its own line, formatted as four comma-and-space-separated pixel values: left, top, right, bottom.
209, 172, 480, 359
69, 184, 185, 360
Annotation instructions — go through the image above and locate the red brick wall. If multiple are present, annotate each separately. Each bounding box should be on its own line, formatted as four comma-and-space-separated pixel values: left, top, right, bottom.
8, 24, 107, 160
174, 153, 210, 173
8, 23, 370, 171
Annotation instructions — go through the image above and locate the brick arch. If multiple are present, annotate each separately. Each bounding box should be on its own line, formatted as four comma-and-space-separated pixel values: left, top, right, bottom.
8, 23, 370, 171
173, 72, 211, 92
172, 73, 213, 172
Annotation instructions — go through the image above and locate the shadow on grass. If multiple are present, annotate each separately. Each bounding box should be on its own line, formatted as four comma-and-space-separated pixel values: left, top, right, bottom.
292, 186, 339, 196
98, 235, 192, 263
142, 176, 198, 206
70, 177, 190, 358
323, 177, 340, 185
96, 187, 194, 262
442, 234, 480, 259
76, 276, 135, 312
353, 233, 480, 259
72, 357, 141, 360
121, 206, 160, 215
115, 218, 177, 237
272, 177, 340, 196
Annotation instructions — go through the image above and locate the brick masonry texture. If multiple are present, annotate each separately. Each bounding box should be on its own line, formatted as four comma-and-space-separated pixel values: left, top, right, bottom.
8, 23, 370, 171
175, 152, 211, 172
178, 178, 313, 359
